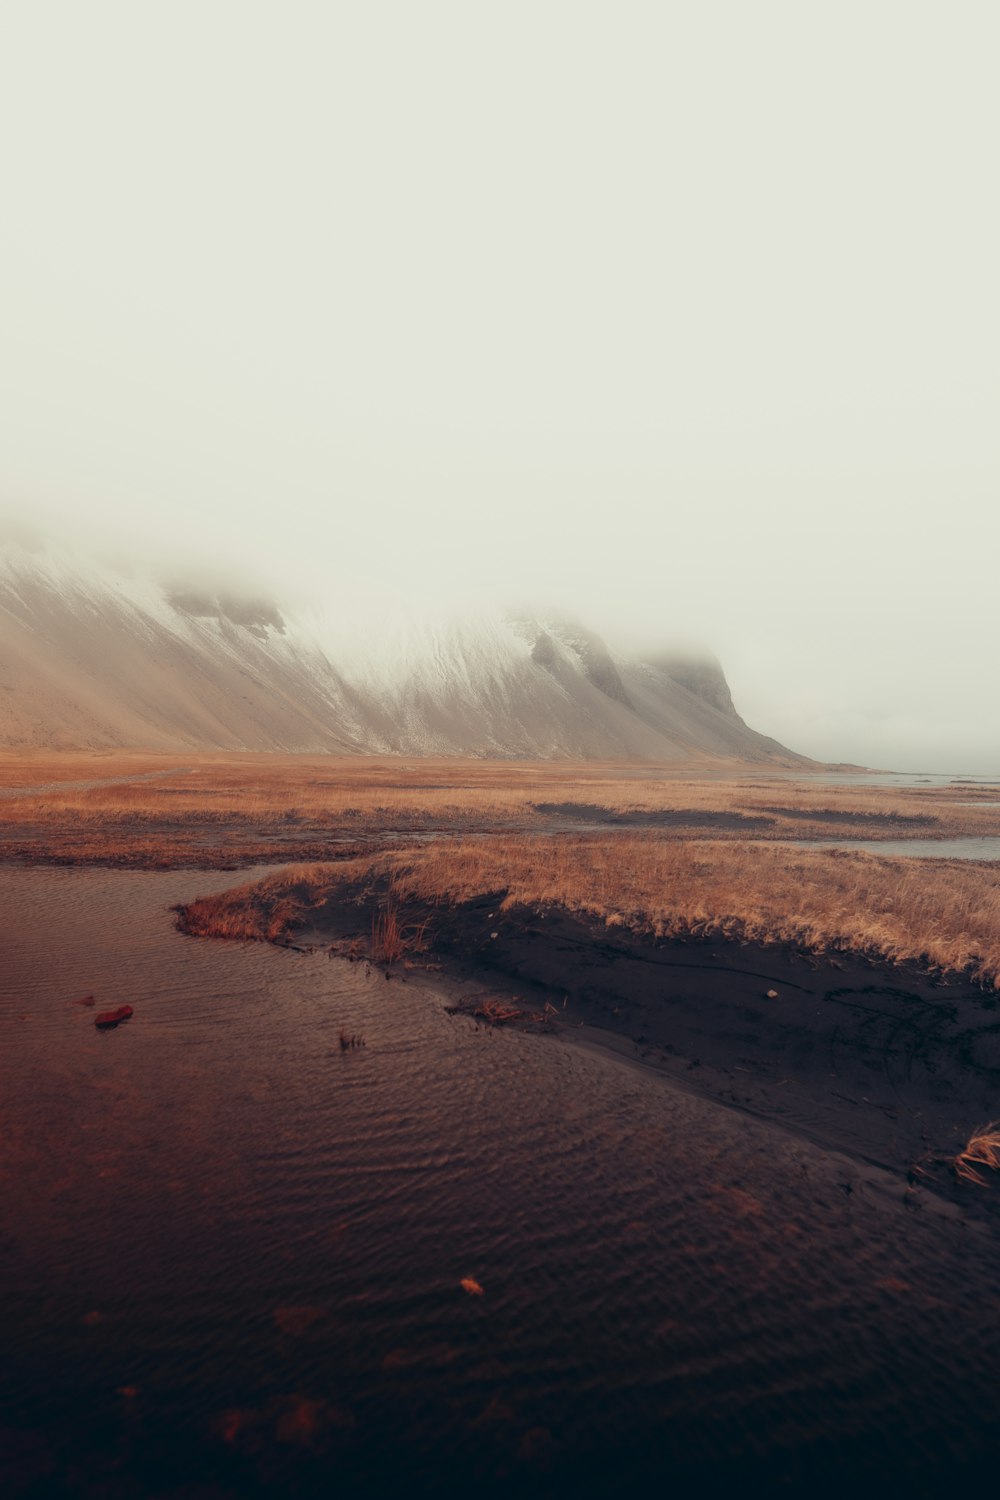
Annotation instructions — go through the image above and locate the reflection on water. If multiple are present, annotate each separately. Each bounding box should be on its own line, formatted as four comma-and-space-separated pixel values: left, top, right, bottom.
2, 869, 1000, 1497
798, 772, 1000, 788
795, 836, 1000, 861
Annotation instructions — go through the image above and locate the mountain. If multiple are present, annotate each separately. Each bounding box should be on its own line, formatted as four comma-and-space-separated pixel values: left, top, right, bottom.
0, 543, 807, 762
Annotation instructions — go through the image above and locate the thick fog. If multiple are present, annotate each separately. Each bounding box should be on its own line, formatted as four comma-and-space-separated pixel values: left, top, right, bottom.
1, 3, 997, 772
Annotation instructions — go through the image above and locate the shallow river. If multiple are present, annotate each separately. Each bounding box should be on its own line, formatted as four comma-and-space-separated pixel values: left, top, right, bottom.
2, 869, 1000, 1497
796, 836, 1000, 860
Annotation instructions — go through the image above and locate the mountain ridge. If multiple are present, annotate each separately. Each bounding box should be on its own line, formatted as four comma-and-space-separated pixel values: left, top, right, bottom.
0, 544, 809, 763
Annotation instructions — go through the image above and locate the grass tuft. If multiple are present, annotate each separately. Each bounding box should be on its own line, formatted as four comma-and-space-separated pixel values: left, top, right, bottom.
370, 904, 430, 965
954, 1122, 1000, 1185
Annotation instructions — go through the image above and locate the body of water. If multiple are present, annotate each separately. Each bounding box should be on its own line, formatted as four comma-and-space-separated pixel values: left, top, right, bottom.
798, 772, 1000, 789
794, 837, 1000, 861
2, 869, 1000, 1496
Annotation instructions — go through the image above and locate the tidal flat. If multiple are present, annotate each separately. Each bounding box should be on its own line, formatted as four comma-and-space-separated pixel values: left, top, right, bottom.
3, 755, 1000, 1496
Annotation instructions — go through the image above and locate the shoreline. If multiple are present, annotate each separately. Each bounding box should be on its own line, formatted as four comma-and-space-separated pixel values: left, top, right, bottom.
8, 850, 1000, 1492
253, 879, 1000, 1216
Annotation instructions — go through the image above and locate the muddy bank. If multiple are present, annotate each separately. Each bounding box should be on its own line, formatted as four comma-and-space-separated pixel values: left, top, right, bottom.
0, 834, 386, 871
534, 801, 777, 830
287, 883, 1000, 1210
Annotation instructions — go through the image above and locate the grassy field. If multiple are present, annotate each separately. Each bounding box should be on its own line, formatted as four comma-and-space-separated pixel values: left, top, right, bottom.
2, 750, 999, 866
6, 751, 1000, 984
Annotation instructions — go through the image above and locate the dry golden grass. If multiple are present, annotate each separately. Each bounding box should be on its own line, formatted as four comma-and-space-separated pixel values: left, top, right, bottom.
173, 865, 331, 942
2, 750, 999, 864
375, 836, 1000, 985
369, 906, 430, 964
953, 1123, 1000, 1184
0, 750, 173, 788
178, 834, 1000, 987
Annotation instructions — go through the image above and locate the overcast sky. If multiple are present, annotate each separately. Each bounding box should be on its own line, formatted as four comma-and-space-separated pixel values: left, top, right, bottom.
1, 2, 997, 771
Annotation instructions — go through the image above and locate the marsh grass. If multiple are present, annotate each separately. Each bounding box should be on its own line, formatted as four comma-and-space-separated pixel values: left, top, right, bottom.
370, 905, 430, 965
953, 1123, 1000, 1185
3, 751, 1000, 852
370, 906, 408, 965
177, 834, 1000, 987
173, 865, 332, 942
367, 835, 1000, 983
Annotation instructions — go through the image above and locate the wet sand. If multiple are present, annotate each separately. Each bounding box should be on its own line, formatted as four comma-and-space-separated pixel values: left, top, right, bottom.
300, 885, 1000, 1214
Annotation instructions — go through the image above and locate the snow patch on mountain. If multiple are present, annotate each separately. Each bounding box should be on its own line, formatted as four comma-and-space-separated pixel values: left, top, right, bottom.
0, 540, 807, 761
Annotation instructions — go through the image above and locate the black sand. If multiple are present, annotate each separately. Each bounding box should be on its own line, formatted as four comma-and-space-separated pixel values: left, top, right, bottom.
304, 886, 1000, 1215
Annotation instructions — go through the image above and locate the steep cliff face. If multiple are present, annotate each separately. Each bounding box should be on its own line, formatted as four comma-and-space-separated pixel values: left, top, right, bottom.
0, 544, 808, 762
164, 589, 288, 641
533, 618, 634, 708
645, 651, 740, 720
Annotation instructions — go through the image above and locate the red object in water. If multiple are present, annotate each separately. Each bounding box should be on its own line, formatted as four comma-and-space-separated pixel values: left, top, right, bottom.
94, 1005, 134, 1029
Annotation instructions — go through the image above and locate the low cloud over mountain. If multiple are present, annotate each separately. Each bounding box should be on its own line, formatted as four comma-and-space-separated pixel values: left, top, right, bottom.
0, 542, 806, 763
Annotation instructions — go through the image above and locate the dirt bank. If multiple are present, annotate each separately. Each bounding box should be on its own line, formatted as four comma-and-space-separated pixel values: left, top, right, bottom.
241, 880, 1000, 1214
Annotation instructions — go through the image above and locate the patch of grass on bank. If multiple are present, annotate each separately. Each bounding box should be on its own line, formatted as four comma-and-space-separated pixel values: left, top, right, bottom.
175, 835, 1000, 988
173, 865, 335, 942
